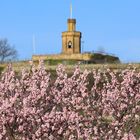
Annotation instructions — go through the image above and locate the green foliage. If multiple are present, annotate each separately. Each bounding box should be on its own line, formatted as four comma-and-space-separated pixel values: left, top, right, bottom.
134, 123, 140, 138
92, 53, 120, 64
0, 66, 5, 74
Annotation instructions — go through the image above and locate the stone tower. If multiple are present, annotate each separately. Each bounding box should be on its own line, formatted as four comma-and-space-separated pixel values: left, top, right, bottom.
62, 9, 82, 54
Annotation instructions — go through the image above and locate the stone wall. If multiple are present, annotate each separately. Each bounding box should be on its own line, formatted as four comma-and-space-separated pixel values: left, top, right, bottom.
32, 53, 93, 61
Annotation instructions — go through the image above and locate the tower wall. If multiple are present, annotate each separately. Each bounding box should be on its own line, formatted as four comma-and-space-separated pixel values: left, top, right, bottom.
62, 31, 81, 54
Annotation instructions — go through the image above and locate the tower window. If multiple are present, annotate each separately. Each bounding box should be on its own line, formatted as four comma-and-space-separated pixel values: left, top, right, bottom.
68, 41, 72, 49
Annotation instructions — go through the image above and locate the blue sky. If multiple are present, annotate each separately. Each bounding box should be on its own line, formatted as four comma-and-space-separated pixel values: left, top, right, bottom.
0, 0, 140, 62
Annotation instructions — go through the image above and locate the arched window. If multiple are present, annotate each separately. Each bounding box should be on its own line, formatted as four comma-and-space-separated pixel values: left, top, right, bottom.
68, 41, 72, 49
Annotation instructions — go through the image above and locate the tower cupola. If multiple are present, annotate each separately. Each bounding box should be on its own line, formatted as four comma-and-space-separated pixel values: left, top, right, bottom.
62, 4, 82, 54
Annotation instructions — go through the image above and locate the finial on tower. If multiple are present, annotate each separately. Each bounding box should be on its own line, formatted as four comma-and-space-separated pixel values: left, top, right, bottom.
70, 3, 72, 19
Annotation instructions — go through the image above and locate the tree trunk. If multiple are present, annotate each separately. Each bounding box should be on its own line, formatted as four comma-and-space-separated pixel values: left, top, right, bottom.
5, 123, 16, 140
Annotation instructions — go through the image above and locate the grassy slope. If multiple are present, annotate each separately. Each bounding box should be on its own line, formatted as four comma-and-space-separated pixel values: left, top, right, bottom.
1, 61, 140, 74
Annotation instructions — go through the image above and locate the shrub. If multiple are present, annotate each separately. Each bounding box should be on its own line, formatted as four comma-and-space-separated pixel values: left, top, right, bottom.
92, 53, 120, 63
0, 61, 140, 140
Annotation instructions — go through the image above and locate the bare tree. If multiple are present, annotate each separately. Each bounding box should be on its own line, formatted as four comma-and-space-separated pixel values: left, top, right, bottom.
0, 39, 17, 62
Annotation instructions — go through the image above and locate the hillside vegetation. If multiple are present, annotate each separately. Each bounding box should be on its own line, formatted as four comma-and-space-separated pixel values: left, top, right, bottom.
0, 60, 140, 74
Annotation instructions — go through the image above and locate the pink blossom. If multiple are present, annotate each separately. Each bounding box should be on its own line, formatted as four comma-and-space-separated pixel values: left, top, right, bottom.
0, 61, 139, 139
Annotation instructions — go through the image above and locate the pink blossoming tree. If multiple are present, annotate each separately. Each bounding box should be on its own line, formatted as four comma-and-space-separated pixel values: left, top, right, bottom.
0, 61, 140, 140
